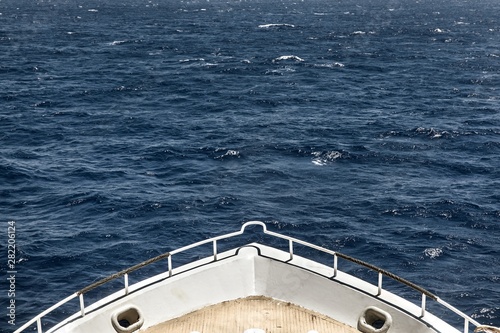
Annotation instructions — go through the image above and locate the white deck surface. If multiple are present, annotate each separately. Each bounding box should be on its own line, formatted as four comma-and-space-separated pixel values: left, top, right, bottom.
144, 296, 360, 333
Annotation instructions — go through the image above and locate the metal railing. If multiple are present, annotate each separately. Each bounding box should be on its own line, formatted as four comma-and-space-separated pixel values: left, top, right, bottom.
14, 221, 481, 333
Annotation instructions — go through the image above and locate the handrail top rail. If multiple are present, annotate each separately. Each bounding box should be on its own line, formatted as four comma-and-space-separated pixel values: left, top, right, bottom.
78, 221, 265, 294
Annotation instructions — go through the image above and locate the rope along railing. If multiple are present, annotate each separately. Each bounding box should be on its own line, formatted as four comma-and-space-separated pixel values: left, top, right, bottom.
14, 221, 480, 333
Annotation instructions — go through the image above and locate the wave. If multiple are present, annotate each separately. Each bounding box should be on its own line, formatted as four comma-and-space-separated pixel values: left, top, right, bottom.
179, 58, 205, 63
351, 31, 376, 36
313, 62, 345, 68
423, 247, 443, 259
107, 39, 143, 46
380, 127, 460, 140
258, 23, 295, 28
0, 163, 33, 183
215, 149, 241, 160
433, 28, 449, 33
179, 58, 218, 68
109, 40, 127, 46
272, 55, 304, 62
311, 150, 347, 166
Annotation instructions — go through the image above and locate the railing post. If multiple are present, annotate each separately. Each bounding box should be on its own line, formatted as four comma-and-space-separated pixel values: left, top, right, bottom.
37, 317, 42, 333
79, 293, 85, 317
168, 255, 172, 277
124, 273, 129, 295
421, 293, 426, 317
333, 253, 338, 278
464, 318, 469, 333
289, 239, 293, 260
213, 240, 218, 261
377, 272, 383, 296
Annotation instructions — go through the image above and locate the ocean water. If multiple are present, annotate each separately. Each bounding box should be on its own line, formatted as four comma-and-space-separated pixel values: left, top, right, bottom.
1, 0, 499, 331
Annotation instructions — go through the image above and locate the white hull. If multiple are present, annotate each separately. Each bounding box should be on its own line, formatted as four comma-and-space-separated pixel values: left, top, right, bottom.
16, 222, 483, 333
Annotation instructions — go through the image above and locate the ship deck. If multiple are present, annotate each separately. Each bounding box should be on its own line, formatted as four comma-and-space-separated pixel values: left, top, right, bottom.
144, 296, 360, 333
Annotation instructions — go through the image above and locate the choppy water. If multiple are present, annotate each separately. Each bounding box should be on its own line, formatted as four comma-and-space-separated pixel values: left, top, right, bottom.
1, 0, 499, 331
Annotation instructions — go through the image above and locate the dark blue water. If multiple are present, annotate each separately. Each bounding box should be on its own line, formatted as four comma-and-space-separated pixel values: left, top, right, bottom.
1, 0, 499, 331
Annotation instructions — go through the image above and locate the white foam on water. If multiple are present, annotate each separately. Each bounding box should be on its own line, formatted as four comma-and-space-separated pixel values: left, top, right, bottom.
312, 151, 342, 166
258, 23, 295, 28
108, 40, 129, 46
424, 247, 443, 259
273, 55, 304, 62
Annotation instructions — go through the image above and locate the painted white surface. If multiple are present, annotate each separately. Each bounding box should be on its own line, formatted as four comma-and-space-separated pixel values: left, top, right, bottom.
50, 244, 459, 333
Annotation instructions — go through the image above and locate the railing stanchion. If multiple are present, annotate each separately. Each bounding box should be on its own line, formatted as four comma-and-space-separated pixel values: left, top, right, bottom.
289, 239, 293, 260
377, 272, 383, 296
421, 293, 426, 318
213, 240, 218, 261
79, 293, 85, 317
464, 318, 469, 333
37, 318, 42, 333
124, 273, 129, 295
168, 255, 172, 277
333, 253, 338, 278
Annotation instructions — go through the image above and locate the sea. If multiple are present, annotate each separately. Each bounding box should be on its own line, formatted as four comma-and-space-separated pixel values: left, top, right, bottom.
1, 0, 499, 331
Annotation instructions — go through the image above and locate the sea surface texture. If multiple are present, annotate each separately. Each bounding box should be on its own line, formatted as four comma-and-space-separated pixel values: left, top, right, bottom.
1, 0, 499, 331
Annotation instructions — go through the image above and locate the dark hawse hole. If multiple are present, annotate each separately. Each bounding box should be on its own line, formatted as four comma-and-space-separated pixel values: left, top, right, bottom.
118, 319, 131, 328
371, 319, 385, 329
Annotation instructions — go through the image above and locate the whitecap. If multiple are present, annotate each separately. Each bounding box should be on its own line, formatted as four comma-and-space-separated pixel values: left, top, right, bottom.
312, 151, 342, 165
324, 151, 342, 159
258, 23, 295, 28
273, 55, 304, 62
352, 31, 366, 35
216, 150, 240, 159
179, 58, 205, 63
424, 247, 443, 259
314, 62, 344, 68
109, 40, 126, 46
88, 9, 98, 12
414, 127, 451, 139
